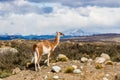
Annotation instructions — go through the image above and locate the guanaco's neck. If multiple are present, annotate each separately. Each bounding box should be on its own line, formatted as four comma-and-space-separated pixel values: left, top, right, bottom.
53, 33, 60, 47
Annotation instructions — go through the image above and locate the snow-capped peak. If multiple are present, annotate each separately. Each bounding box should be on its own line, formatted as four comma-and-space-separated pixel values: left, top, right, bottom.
62, 28, 93, 36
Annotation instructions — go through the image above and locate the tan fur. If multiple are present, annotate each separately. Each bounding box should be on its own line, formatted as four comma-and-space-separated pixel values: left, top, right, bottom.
33, 32, 64, 71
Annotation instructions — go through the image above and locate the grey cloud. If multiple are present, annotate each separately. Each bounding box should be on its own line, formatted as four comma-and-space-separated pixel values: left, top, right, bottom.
0, 0, 14, 2
27, 0, 120, 7
0, 1, 39, 15
0, 0, 54, 16
1, 0, 120, 7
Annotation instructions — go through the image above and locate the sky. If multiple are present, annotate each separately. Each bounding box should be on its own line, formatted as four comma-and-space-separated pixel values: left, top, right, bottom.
0, 0, 120, 35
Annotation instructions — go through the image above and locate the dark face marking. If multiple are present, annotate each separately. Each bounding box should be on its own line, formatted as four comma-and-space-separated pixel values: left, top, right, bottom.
59, 32, 64, 36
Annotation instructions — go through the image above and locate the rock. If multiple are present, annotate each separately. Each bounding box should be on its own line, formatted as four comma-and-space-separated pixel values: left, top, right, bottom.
103, 77, 108, 80
51, 66, 61, 73
12, 67, 21, 75
43, 75, 48, 80
80, 66, 83, 69
72, 65, 78, 69
101, 53, 110, 60
53, 76, 59, 80
95, 57, 106, 63
73, 69, 81, 74
56, 54, 68, 62
0, 47, 18, 55
88, 59, 93, 62
105, 74, 110, 77
78, 43, 83, 46
81, 57, 88, 62
95, 53, 111, 64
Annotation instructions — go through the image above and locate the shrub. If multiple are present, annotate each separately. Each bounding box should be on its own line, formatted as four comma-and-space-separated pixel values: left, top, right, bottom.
0, 70, 12, 78
64, 66, 74, 73
95, 63, 103, 69
0, 40, 35, 77
105, 61, 113, 65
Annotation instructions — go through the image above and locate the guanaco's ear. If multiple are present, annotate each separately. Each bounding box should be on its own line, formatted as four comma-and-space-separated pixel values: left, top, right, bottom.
56, 32, 58, 34
59, 32, 64, 36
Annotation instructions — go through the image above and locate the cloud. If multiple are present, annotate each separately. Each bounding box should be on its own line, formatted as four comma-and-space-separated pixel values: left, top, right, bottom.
0, 0, 42, 15
27, 0, 120, 7
0, 0, 120, 35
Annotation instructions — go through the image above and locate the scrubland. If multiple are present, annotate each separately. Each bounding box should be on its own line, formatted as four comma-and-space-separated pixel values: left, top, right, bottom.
0, 39, 120, 80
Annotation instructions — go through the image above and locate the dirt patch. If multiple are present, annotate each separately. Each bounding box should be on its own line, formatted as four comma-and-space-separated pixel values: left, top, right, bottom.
4, 60, 120, 80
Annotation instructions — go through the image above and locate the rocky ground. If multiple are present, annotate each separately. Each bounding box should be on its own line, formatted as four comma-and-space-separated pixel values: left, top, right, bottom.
3, 54, 120, 80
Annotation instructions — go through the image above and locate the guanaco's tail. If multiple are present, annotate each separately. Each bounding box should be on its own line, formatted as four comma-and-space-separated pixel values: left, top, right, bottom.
33, 44, 37, 52
31, 44, 37, 63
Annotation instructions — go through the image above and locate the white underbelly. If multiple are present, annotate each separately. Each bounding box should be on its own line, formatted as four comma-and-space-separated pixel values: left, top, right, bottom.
42, 46, 51, 55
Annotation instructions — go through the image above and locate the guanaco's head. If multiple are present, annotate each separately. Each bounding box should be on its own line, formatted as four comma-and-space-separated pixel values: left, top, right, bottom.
56, 32, 64, 36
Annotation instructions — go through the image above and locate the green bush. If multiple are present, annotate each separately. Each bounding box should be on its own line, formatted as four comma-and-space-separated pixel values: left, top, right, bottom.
105, 61, 113, 65
95, 63, 103, 69
64, 66, 74, 73
0, 70, 12, 78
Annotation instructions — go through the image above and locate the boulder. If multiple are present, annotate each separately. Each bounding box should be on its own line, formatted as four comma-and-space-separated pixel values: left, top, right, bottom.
43, 75, 48, 80
95, 57, 106, 63
101, 53, 110, 60
95, 53, 111, 64
12, 67, 21, 75
51, 66, 61, 73
53, 76, 59, 80
56, 54, 68, 62
72, 65, 78, 69
103, 77, 108, 80
73, 69, 81, 74
88, 59, 93, 62
81, 57, 88, 62
0, 47, 18, 55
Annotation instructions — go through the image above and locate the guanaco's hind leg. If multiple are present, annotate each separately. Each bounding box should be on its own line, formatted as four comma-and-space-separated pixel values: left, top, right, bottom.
37, 54, 42, 71
34, 51, 38, 71
35, 47, 42, 71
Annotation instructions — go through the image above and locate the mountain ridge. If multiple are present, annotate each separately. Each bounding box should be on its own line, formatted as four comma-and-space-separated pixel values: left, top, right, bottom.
62, 28, 99, 36
0, 28, 120, 40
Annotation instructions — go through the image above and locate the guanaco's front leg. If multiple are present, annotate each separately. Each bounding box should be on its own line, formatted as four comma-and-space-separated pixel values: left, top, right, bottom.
47, 52, 52, 66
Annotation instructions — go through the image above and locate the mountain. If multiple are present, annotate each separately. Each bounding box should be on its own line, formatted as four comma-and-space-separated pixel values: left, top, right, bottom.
0, 34, 75, 40
62, 28, 95, 36
0, 28, 96, 40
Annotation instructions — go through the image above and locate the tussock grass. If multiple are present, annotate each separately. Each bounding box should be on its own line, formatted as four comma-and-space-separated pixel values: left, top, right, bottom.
64, 66, 74, 73
95, 63, 103, 69
0, 70, 12, 78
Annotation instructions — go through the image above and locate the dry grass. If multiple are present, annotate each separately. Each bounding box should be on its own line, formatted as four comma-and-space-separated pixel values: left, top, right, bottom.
54, 41, 120, 61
